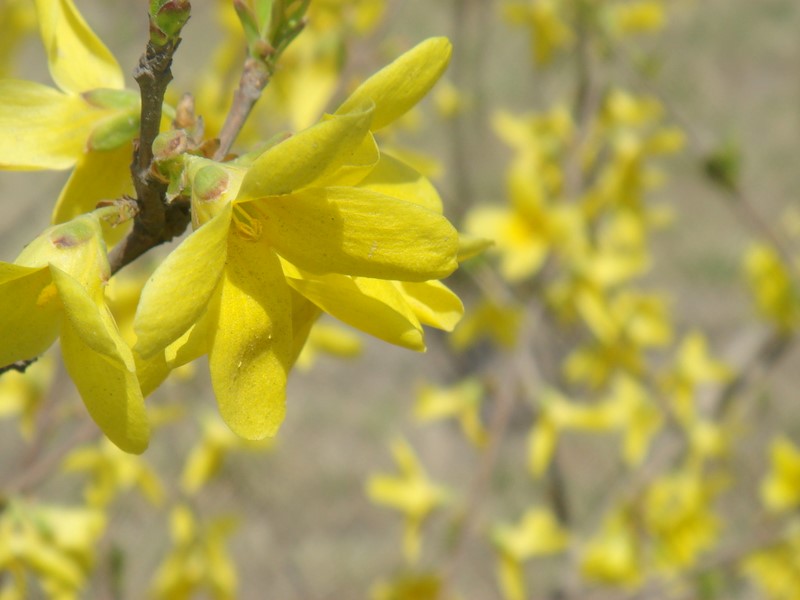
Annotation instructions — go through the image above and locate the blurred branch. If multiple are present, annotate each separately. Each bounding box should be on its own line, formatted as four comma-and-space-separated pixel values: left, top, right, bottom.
440, 357, 520, 594
616, 47, 800, 279
712, 329, 794, 419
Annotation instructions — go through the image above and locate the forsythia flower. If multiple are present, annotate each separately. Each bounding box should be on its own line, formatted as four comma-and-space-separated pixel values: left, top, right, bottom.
366, 438, 449, 563
643, 470, 723, 572
414, 377, 488, 447
503, 0, 575, 65
0, 500, 106, 599
0, 353, 55, 438
742, 522, 800, 600
0, 210, 148, 453
62, 439, 165, 508
580, 509, 642, 588
134, 37, 462, 441
0, 0, 142, 229
181, 413, 274, 495
294, 321, 363, 370
150, 505, 238, 600
761, 436, 800, 513
492, 508, 569, 600
744, 243, 800, 331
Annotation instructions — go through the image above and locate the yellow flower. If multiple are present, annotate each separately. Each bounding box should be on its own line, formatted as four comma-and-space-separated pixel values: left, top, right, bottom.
294, 321, 363, 370
492, 508, 569, 600
761, 436, 800, 513
0, 500, 106, 598
0, 0, 143, 234
415, 377, 488, 447
606, 1, 665, 37
742, 522, 800, 600
744, 243, 800, 331
62, 439, 164, 507
660, 331, 730, 424
0, 211, 148, 453
643, 470, 723, 572
0, 353, 55, 438
503, 0, 575, 65
133, 38, 461, 441
580, 509, 642, 588
150, 505, 238, 600
181, 412, 274, 495
366, 438, 449, 563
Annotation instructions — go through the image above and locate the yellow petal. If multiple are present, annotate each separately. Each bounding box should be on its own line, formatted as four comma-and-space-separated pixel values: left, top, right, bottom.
396, 280, 463, 332
0, 264, 61, 365
50, 266, 133, 370
0, 80, 101, 169
60, 317, 149, 453
134, 204, 231, 357
335, 37, 452, 130
35, 0, 124, 93
356, 152, 443, 213
51, 142, 135, 245
288, 288, 321, 368
208, 236, 292, 439
136, 316, 211, 397
236, 107, 374, 200
254, 187, 459, 282
283, 263, 424, 351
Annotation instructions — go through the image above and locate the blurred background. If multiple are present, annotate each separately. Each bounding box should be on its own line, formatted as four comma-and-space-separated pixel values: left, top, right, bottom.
1, 0, 799, 598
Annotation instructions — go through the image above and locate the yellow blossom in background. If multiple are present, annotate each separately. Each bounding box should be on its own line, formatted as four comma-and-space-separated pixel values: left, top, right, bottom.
467, 108, 574, 282
492, 508, 569, 600
742, 522, 800, 600
371, 571, 445, 600
580, 509, 642, 588
294, 321, 363, 371
433, 80, 469, 119
528, 376, 661, 476
744, 243, 800, 331
605, 1, 665, 37
660, 331, 730, 424
503, 0, 575, 65
414, 377, 488, 448
643, 470, 724, 572
150, 505, 238, 600
761, 436, 800, 513
62, 439, 164, 508
366, 438, 449, 563
0, 500, 106, 599
181, 413, 275, 495
450, 300, 524, 351
0, 354, 55, 438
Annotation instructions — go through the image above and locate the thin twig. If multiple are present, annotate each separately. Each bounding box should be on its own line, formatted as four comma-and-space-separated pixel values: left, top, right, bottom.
0, 358, 37, 376
214, 57, 271, 160
108, 34, 192, 274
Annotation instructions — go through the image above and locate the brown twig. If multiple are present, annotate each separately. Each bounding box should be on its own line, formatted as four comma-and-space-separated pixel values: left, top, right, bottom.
108, 34, 192, 274
0, 358, 37, 376
214, 57, 271, 160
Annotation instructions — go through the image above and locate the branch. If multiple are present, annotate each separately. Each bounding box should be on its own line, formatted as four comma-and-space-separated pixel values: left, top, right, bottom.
0, 358, 37, 376
109, 27, 192, 274
214, 57, 271, 161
